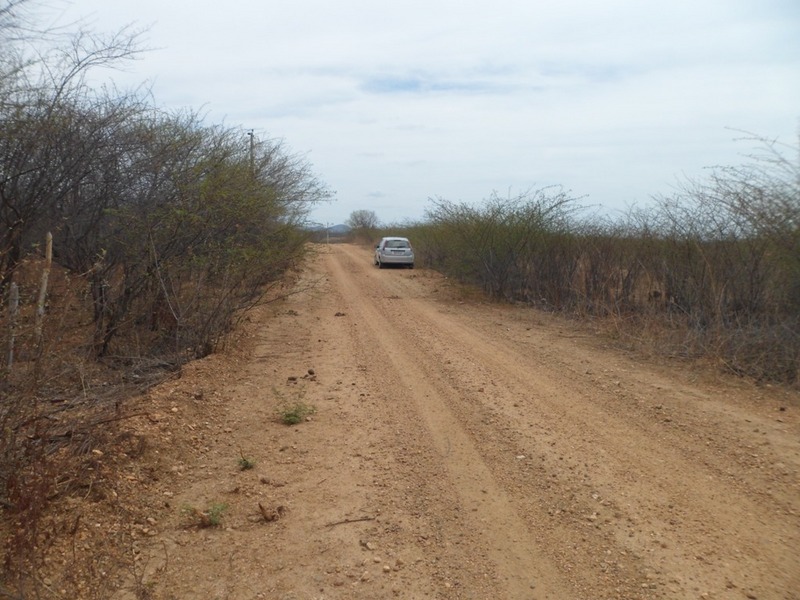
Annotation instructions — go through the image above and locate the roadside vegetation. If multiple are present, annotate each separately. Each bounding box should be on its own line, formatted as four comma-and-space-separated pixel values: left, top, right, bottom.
0, 2, 329, 595
1, 0, 796, 594
388, 137, 799, 386
346, 209, 380, 243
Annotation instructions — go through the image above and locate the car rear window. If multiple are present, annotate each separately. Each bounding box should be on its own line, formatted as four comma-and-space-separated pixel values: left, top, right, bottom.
385, 240, 409, 248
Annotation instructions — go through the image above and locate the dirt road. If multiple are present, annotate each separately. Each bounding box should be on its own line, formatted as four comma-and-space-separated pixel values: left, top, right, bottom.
129, 243, 800, 600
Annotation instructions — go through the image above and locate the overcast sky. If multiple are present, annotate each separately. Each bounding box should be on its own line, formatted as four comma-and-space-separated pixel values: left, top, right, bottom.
51, 0, 799, 226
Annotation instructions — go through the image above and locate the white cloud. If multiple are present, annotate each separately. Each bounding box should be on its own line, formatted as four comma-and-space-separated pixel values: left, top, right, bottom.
55, 0, 800, 224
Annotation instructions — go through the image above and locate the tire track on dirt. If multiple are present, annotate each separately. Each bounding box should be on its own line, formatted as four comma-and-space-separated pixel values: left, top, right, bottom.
410, 301, 800, 592
333, 243, 800, 599
324, 248, 572, 598
397, 299, 799, 597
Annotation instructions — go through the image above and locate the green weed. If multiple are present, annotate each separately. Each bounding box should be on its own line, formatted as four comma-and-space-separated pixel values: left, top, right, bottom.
238, 452, 255, 471
278, 401, 316, 425
182, 502, 228, 528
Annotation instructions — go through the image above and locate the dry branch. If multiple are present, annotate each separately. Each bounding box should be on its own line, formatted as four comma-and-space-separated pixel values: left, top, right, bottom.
324, 516, 376, 527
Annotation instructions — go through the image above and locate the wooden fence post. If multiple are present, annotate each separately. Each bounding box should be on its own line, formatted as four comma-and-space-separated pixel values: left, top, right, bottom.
34, 232, 53, 350
7, 282, 19, 370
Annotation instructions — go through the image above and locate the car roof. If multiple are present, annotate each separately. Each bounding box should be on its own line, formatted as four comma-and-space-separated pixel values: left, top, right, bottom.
380, 236, 409, 241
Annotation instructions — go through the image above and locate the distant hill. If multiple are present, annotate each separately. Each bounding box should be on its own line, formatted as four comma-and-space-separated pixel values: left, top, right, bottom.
327, 224, 351, 235
307, 223, 350, 235
306, 223, 351, 242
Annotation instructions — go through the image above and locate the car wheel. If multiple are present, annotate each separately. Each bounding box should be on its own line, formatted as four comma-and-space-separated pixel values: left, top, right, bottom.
378, 259, 384, 269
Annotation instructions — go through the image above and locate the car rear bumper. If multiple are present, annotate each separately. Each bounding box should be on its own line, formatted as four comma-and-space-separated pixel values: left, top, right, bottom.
379, 254, 414, 265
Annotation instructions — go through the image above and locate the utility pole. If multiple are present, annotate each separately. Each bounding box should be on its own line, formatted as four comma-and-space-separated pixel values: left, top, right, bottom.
247, 130, 255, 177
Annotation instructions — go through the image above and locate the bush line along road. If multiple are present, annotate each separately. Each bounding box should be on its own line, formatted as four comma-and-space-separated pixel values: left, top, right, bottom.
133, 243, 799, 600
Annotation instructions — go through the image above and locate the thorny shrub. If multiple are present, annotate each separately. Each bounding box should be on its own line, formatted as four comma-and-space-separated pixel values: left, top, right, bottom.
0, 2, 331, 595
397, 136, 799, 385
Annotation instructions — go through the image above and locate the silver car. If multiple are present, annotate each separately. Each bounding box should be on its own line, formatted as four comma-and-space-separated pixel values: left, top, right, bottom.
374, 236, 414, 269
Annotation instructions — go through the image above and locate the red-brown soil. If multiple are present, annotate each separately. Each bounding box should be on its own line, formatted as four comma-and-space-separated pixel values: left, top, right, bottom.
15, 243, 799, 600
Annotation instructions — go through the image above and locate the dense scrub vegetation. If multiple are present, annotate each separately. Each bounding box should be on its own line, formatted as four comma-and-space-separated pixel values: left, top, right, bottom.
1, 0, 796, 593
0, 3, 329, 593
399, 139, 799, 385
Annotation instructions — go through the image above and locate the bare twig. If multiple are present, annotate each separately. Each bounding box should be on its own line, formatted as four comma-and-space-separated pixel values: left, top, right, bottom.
324, 516, 376, 528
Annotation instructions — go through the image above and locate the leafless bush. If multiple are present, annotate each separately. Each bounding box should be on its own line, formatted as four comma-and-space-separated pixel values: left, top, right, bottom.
410, 135, 798, 384
421, 187, 581, 302
642, 134, 799, 381
346, 209, 379, 243
0, 1, 332, 592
